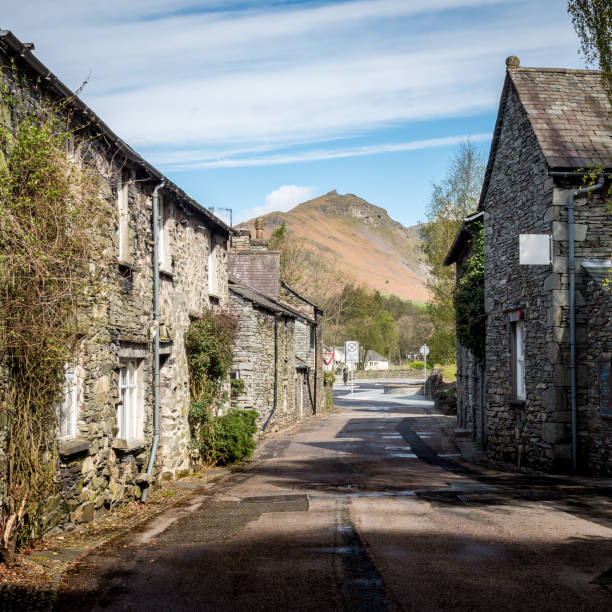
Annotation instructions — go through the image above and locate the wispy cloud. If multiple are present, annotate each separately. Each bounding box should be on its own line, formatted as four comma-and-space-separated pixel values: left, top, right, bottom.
236, 184, 315, 223
5, 0, 580, 165
155, 133, 493, 169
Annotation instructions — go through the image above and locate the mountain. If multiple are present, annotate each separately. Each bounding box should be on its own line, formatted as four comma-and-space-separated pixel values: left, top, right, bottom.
237, 190, 429, 303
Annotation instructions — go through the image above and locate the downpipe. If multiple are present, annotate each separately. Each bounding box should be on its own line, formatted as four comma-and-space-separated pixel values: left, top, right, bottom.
142, 181, 164, 502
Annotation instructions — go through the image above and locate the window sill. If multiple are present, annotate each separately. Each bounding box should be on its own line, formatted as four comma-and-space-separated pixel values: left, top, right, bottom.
58, 439, 91, 457
509, 399, 526, 407
112, 438, 147, 453
159, 268, 175, 280
117, 259, 138, 271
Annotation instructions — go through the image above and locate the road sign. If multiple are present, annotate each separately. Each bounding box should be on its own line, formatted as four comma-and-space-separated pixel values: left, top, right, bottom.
323, 352, 334, 366
420, 344, 429, 357
345, 341, 359, 364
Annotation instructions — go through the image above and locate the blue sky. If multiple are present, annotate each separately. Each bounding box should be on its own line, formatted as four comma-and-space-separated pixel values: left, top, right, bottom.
5, 0, 586, 227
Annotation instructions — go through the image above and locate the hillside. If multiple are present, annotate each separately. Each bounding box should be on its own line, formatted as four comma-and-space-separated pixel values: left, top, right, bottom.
237, 191, 429, 302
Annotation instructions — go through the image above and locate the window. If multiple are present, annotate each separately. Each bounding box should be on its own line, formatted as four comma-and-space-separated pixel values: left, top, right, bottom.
117, 170, 130, 262
208, 233, 219, 296
118, 359, 143, 440
511, 320, 526, 400
158, 195, 171, 271
59, 366, 80, 440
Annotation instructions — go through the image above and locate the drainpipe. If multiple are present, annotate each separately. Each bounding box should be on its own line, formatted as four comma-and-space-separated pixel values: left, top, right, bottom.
261, 315, 280, 433
142, 181, 165, 502
550, 172, 606, 473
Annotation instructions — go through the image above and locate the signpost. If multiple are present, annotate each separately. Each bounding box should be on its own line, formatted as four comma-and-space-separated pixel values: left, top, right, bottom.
345, 341, 359, 396
420, 344, 429, 384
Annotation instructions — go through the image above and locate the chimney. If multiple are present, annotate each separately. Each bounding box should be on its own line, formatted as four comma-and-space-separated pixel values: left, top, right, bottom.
255, 217, 264, 240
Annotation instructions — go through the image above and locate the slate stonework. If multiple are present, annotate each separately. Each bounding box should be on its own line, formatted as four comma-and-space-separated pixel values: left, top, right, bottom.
480, 63, 612, 474
0, 33, 230, 532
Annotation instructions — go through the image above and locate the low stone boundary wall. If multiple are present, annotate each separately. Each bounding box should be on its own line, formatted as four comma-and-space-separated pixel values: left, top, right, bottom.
354, 369, 424, 380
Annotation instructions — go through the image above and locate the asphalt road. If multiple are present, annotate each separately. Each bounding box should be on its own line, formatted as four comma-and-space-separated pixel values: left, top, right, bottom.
57, 380, 612, 611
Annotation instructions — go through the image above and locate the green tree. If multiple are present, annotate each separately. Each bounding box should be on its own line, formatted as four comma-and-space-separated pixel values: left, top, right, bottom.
568, 1, 612, 99
420, 140, 485, 364
567, 2, 612, 289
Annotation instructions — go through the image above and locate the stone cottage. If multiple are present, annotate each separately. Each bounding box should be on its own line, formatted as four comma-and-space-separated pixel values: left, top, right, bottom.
228, 222, 325, 430
0, 30, 230, 530
447, 56, 612, 475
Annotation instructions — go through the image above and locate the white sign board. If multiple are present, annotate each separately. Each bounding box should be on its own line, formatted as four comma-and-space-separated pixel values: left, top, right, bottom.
345, 341, 359, 364
519, 234, 551, 265
420, 344, 429, 357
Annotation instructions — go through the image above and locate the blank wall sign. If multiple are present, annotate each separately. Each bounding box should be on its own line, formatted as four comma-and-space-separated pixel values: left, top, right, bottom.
519, 234, 552, 265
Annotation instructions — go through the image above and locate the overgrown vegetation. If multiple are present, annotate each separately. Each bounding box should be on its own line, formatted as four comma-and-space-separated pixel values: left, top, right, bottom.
454, 222, 485, 362
0, 67, 104, 565
197, 409, 258, 465
568, 2, 612, 289
185, 311, 257, 465
419, 140, 485, 364
568, 1, 612, 99
230, 377, 245, 400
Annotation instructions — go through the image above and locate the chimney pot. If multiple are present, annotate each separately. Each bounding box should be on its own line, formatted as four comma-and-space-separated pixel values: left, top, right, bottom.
255, 217, 264, 240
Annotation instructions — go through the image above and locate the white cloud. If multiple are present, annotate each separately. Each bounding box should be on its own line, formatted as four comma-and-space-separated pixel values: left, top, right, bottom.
152, 133, 493, 169
236, 185, 314, 223
4, 0, 581, 163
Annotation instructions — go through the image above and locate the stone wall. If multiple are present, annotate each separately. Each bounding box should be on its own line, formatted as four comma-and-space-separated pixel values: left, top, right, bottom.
0, 45, 229, 532
483, 81, 559, 472
229, 292, 300, 432
456, 344, 485, 444
483, 78, 612, 474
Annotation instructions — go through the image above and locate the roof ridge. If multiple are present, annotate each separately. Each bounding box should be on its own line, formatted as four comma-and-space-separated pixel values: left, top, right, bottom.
509, 66, 603, 75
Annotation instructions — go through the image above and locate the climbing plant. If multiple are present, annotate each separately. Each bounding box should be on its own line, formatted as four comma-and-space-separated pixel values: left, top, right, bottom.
185, 310, 246, 464
0, 66, 105, 564
454, 222, 485, 363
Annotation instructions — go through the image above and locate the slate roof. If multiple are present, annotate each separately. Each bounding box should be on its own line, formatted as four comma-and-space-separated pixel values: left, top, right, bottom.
509, 67, 612, 169
444, 211, 483, 266
228, 275, 293, 316
227, 252, 280, 300
228, 274, 315, 323
479, 63, 612, 210
0, 30, 231, 235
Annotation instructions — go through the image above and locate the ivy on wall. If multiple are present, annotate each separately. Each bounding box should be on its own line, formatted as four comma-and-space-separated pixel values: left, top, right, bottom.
0, 66, 105, 565
185, 310, 257, 466
454, 222, 485, 363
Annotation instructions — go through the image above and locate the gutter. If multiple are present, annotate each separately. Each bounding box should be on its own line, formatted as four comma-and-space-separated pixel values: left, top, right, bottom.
0, 30, 231, 237
549, 171, 607, 473
142, 181, 165, 502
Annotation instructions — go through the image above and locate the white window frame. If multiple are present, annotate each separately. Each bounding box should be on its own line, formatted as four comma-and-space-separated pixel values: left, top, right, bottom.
118, 359, 143, 440
59, 365, 80, 441
513, 320, 526, 400
208, 233, 219, 296
117, 170, 130, 262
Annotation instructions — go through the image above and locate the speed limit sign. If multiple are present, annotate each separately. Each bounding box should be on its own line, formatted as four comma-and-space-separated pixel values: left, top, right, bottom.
345, 341, 359, 364
420, 344, 429, 357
